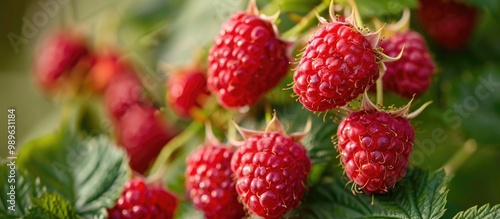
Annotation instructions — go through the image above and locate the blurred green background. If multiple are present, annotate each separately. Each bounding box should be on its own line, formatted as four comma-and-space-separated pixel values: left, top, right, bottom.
1, 0, 499, 217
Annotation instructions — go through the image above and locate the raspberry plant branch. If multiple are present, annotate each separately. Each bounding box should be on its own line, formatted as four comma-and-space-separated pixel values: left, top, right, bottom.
281, 0, 329, 39
443, 139, 477, 176
150, 96, 236, 178
70, 0, 78, 24
149, 121, 203, 175
376, 73, 384, 106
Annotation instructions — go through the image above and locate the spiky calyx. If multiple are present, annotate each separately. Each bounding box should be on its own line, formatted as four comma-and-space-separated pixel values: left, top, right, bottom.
186, 143, 246, 219
336, 93, 431, 194
108, 177, 178, 219
380, 30, 435, 98
231, 115, 311, 219
207, 1, 290, 109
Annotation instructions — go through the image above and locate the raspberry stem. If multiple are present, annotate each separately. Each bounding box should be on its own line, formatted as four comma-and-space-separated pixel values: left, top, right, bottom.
150, 121, 203, 176
264, 102, 272, 123
149, 97, 236, 178
376, 76, 384, 106
282, 0, 329, 39
70, 0, 78, 24
443, 139, 477, 176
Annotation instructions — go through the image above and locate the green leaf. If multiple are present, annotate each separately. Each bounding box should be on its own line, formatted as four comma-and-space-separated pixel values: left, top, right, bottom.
17, 132, 130, 218
452, 204, 500, 219
0, 164, 46, 218
294, 168, 449, 219
27, 193, 79, 219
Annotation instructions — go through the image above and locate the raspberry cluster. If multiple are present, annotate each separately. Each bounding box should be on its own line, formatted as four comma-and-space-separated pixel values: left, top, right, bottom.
98, 54, 176, 174
31, 1, 439, 218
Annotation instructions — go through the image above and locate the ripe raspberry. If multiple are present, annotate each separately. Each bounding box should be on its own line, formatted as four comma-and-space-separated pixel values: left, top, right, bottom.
231, 116, 311, 218
335, 94, 431, 194
417, 0, 478, 50
108, 177, 177, 219
88, 50, 122, 93
166, 68, 210, 119
379, 30, 435, 98
186, 144, 245, 219
293, 15, 381, 111
33, 29, 90, 92
337, 110, 414, 194
103, 69, 146, 120
207, 2, 290, 109
116, 105, 176, 173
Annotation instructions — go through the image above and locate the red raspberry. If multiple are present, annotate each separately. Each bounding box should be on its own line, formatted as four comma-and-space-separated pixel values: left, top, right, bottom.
108, 178, 177, 219
208, 4, 290, 109
186, 144, 245, 219
103, 69, 146, 120
116, 105, 176, 173
379, 30, 435, 98
166, 68, 210, 119
231, 116, 311, 219
336, 94, 419, 194
417, 0, 478, 50
33, 29, 89, 92
293, 19, 380, 111
88, 50, 122, 93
